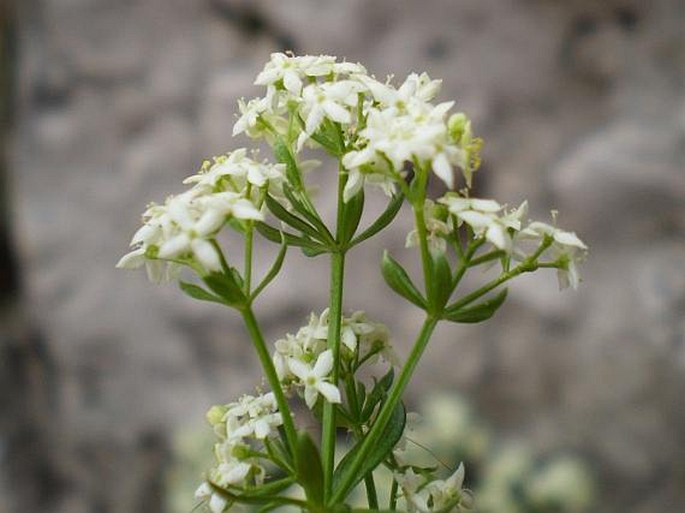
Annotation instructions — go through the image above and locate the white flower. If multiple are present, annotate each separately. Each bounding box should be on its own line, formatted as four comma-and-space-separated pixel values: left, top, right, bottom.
215, 460, 252, 487
255, 53, 339, 94
183, 149, 285, 192
296, 80, 362, 150
425, 463, 466, 510
440, 196, 528, 252
341, 148, 397, 202
224, 392, 283, 441
395, 468, 430, 513
232, 96, 273, 138
517, 220, 588, 289
287, 349, 341, 409
118, 185, 265, 277
194, 482, 227, 513
356, 72, 442, 109
406, 199, 451, 253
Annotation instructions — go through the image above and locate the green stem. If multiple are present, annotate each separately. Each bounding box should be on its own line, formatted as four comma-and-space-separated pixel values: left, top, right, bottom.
329, 316, 439, 505
322, 167, 348, 502
244, 222, 254, 294
389, 478, 399, 510
364, 473, 379, 509
241, 307, 298, 457
413, 201, 433, 301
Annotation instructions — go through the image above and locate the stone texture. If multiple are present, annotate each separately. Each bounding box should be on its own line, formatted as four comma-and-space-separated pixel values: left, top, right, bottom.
4, 0, 685, 512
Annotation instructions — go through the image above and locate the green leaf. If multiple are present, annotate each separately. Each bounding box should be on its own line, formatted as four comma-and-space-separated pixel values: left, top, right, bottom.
443, 288, 508, 323
429, 251, 453, 310
254, 222, 324, 250
251, 239, 288, 300
282, 184, 334, 244
333, 401, 406, 494
179, 282, 227, 305
351, 193, 404, 246
341, 188, 365, 244
381, 251, 426, 309
356, 381, 367, 414
202, 271, 246, 307
310, 124, 341, 155
242, 476, 295, 498
360, 368, 394, 421
274, 139, 303, 189
301, 244, 329, 257
265, 195, 322, 241
295, 432, 324, 507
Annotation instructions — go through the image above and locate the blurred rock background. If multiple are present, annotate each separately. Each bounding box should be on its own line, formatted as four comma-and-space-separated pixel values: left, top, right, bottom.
0, 0, 683, 512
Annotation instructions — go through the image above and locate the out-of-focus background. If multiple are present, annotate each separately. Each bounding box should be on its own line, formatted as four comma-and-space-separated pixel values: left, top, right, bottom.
1, 0, 683, 512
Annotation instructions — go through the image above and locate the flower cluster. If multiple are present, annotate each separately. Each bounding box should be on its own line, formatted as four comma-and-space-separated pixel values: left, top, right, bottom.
273, 309, 397, 408
235, 52, 482, 204
395, 464, 469, 513
195, 392, 283, 513
117, 53, 589, 513
117, 149, 284, 282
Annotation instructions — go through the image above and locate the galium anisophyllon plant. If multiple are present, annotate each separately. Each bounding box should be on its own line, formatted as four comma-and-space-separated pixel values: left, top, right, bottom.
118, 52, 588, 513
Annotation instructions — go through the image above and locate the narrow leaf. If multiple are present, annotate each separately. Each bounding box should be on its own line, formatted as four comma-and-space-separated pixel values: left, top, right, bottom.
381, 251, 426, 309
429, 251, 453, 310
179, 282, 227, 305
265, 195, 321, 240
351, 193, 404, 246
282, 184, 334, 244
333, 402, 406, 493
255, 222, 322, 249
274, 139, 303, 189
202, 272, 246, 307
251, 239, 288, 300
361, 368, 394, 421
295, 432, 324, 507
341, 188, 365, 244
443, 288, 508, 323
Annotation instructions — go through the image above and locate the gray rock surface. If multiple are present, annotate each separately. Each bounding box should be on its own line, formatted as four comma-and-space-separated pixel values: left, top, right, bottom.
4, 0, 684, 511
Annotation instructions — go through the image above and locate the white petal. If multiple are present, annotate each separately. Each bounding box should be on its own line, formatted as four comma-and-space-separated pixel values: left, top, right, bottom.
343, 169, 364, 203
254, 419, 270, 439
287, 358, 311, 382
554, 230, 587, 249
283, 70, 303, 94
323, 101, 351, 124
209, 493, 227, 513
447, 463, 465, 491
231, 199, 264, 221
457, 211, 494, 231
158, 233, 191, 259
342, 328, 357, 351
313, 349, 334, 377
194, 482, 212, 500
116, 248, 146, 269
470, 198, 501, 212
316, 381, 341, 404
486, 224, 510, 251
191, 239, 222, 271
304, 386, 318, 409
145, 261, 166, 283
305, 106, 325, 135
131, 224, 157, 245
432, 153, 454, 189
224, 462, 251, 484
195, 210, 226, 236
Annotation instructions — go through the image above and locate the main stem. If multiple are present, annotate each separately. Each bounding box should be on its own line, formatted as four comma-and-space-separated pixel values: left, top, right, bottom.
329, 315, 439, 505
241, 307, 298, 457
321, 251, 345, 501
322, 166, 348, 502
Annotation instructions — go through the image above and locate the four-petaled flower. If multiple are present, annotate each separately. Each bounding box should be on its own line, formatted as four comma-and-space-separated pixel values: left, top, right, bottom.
287, 349, 341, 409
